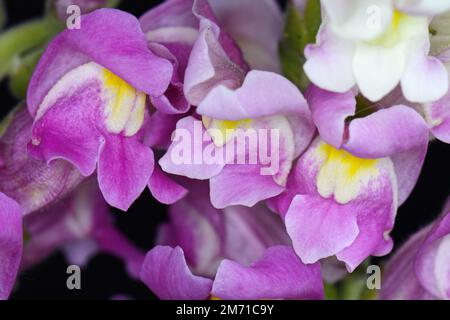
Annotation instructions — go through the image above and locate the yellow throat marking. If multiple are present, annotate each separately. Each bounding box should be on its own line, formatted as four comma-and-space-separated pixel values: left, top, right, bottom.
367, 9, 428, 48
315, 143, 380, 204
202, 116, 252, 147
103, 68, 146, 136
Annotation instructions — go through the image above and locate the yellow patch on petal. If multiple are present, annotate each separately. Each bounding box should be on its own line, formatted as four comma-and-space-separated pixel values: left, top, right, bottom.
314, 143, 379, 204
367, 10, 428, 48
124, 92, 146, 137
102, 68, 146, 136
202, 116, 252, 147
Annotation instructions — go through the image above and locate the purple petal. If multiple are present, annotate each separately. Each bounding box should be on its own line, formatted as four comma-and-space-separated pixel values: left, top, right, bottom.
381, 206, 450, 300
147, 42, 190, 114
73, 9, 173, 96
97, 134, 154, 211
162, 184, 290, 277
197, 70, 310, 120
193, 0, 248, 71
28, 64, 104, 176
0, 193, 23, 300
165, 183, 223, 277
307, 85, 356, 149
285, 139, 397, 270
425, 87, 450, 144
415, 212, 450, 299
184, 1, 247, 106
390, 143, 429, 206
140, 246, 213, 300
22, 179, 102, 269
210, 164, 285, 209
0, 107, 83, 215
63, 239, 98, 267
222, 204, 291, 267
28, 9, 173, 116
209, 0, 283, 72
148, 164, 188, 205
212, 245, 324, 300
343, 106, 429, 205
344, 105, 429, 158
23, 179, 145, 279
142, 111, 183, 149
285, 194, 359, 265
380, 226, 432, 300
159, 116, 226, 180
140, 0, 197, 34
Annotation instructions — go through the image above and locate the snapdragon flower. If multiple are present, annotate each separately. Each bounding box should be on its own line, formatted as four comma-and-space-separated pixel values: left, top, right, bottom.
0, 193, 22, 300
0, 106, 145, 295
160, 0, 315, 208
381, 199, 450, 300
0, 107, 83, 215
139, 185, 323, 300
423, 10, 450, 143
22, 179, 145, 279
268, 85, 429, 271
27, 9, 175, 210
304, 0, 450, 103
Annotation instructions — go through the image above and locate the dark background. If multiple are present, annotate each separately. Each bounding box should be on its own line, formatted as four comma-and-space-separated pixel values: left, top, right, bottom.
1, 0, 449, 299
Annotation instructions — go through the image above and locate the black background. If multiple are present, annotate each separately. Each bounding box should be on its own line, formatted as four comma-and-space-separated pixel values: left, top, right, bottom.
1, 0, 449, 300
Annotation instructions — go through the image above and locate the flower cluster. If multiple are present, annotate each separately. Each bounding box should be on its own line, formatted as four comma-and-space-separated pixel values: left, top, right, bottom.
0, 0, 450, 300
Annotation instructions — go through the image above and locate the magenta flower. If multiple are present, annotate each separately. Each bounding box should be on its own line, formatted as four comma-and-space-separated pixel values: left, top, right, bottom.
381, 199, 450, 300
0, 107, 83, 215
0, 104, 144, 297
156, 182, 291, 276
139, 183, 323, 300
268, 85, 429, 271
22, 179, 145, 279
306, 85, 429, 206
160, 0, 315, 208
2, 0, 450, 301
140, 245, 323, 300
0, 193, 22, 300
27, 9, 176, 210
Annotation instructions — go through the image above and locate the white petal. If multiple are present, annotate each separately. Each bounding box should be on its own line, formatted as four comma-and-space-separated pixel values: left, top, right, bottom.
401, 55, 449, 103
353, 42, 406, 101
322, 0, 394, 40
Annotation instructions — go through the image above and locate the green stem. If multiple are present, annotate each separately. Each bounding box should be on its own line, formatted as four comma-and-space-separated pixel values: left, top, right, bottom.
0, 17, 60, 79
